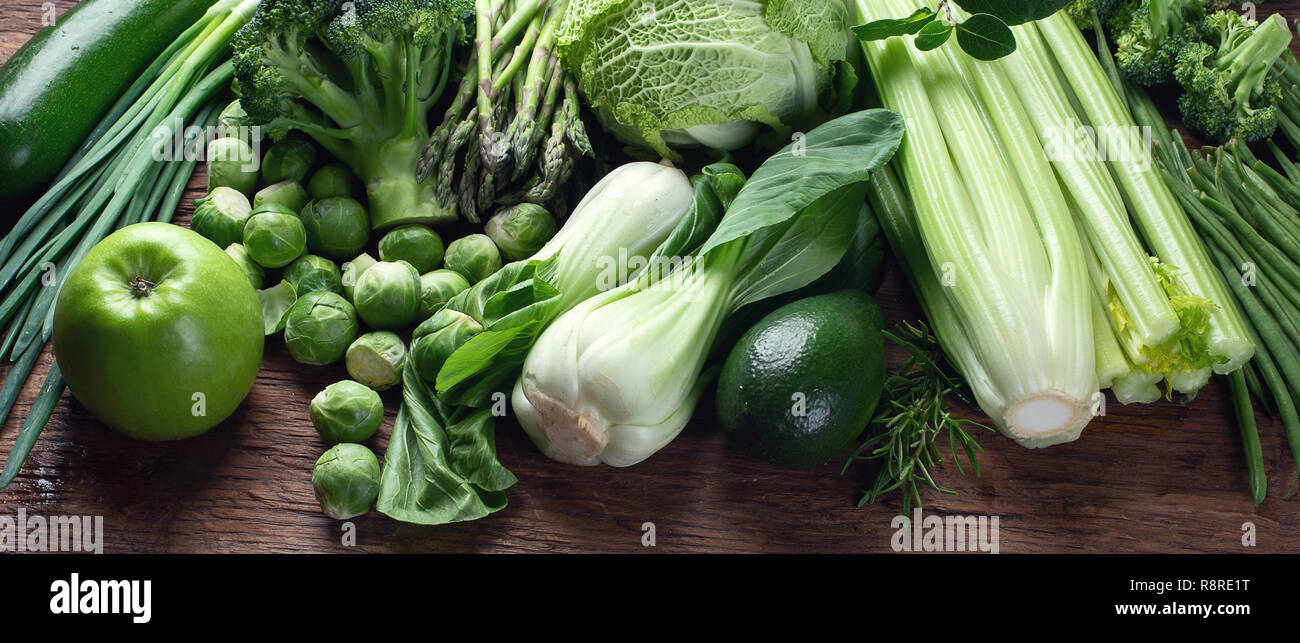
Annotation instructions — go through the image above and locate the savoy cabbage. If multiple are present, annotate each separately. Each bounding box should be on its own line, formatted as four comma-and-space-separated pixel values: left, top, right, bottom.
557, 0, 853, 159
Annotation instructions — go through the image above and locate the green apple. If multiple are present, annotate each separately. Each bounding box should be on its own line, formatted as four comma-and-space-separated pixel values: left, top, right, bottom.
53, 223, 264, 440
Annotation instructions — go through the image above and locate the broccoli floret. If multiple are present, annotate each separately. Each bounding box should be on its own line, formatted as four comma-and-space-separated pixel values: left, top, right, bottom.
1066, 0, 1121, 30
1106, 1, 1141, 35
232, 0, 469, 230
1174, 12, 1293, 143
1114, 0, 1219, 86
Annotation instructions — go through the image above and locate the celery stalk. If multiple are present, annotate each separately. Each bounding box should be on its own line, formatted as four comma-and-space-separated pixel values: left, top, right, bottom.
1030, 13, 1255, 383
857, 0, 1097, 447
994, 16, 1182, 361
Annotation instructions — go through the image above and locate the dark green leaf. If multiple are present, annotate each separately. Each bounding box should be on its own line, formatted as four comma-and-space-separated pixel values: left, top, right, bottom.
914, 20, 953, 51
436, 321, 540, 406
375, 360, 511, 525
729, 183, 868, 310
851, 8, 938, 41
956, 14, 1017, 61
950, 0, 1071, 25
447, 257, 550, 324
807, 202, 887, 295
699, 109, 906, 259
440, 404, 517, 493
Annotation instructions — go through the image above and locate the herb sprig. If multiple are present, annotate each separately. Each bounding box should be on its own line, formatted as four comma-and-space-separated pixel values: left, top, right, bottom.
842, 321, 993, 513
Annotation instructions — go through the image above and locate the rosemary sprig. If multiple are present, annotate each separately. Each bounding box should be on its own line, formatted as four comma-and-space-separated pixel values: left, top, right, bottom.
842, 321, 993, 513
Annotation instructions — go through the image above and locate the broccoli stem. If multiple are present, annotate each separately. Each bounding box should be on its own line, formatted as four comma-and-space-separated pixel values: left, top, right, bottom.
363, 135, 451, 230
1149, 0, 1171, 43
1221, 14, 1293, 110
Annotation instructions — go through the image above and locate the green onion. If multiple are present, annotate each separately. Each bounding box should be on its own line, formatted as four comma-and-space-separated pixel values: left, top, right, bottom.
0, 0, 259, 489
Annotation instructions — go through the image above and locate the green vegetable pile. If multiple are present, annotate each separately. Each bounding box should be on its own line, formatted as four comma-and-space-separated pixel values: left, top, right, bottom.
2, 0, 1297, 528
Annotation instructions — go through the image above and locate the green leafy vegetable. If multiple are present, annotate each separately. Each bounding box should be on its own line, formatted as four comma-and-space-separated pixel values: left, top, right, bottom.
953, 0, 1074, 25
954, 13, 1017, 60
915, 20, 954, 51
258, 281, 297, 336
513, 109, 905, 467
854, 0, 1070, 60
376, 359, 515, 525
851, 7, 938, 40
424, 161, 697, 407
557, 0, 853, 159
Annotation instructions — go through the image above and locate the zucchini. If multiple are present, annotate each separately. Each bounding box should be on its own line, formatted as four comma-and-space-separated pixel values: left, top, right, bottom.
0, 0, 217, 203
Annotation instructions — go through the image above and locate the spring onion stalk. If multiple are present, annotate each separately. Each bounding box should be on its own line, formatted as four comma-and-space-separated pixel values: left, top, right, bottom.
857, 0, 1097, 448
1031, 12, 1255, 388
512, 110, 905, 466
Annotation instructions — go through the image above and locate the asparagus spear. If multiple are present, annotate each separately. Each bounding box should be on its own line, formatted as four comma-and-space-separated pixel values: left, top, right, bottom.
507, 4, 567, 181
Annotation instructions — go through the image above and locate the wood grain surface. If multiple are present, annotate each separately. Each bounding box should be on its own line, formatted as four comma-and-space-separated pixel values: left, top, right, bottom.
2, 1, 1298, 554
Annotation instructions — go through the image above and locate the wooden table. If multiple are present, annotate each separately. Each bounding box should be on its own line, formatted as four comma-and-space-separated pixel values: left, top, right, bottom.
2, 1, 1298, 554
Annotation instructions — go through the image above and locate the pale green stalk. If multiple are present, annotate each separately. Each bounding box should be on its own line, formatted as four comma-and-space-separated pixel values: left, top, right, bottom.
857, 0, 1097, 446
1032, 12, 1255, 382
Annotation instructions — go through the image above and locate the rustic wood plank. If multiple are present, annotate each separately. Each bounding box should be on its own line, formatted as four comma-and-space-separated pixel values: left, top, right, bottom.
1, 1, 1298, 553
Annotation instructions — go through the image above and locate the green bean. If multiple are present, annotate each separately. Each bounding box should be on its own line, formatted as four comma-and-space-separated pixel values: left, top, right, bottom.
1199, 192, 1300, 294
1251, 160, 1300, 216
1227, 370, 1267, 506
1242, 362, 1267, 411
1266, 140, 1300, 184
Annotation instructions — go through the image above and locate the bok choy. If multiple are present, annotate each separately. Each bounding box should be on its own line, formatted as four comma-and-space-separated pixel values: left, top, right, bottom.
511, 109, 905, 467
412, 161, 696, 406
378, 161, 695, 524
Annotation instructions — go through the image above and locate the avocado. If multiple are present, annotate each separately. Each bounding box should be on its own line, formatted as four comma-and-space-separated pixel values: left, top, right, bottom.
716, 291, 886, 469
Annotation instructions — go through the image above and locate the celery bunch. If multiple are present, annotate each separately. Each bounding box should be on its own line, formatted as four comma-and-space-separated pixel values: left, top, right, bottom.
854, 0, 1253, 448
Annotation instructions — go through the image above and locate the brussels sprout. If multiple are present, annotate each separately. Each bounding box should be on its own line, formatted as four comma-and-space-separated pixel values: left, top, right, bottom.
444, 234, 502, 284
309, 380, 384, 444
284, 291, 359, 365
485, 203, 557, 261
217, 100, 263, 145
352, 261, 421, 330
250, 201, 298, 217
307, 163, 362, 200
342, 253, 378, 302
225, 243, 265, 290
345, 331, 407, 391
243, 210, 307, 269
205, 137, 259, 196
378, 225, 444, 274
301, 197, 371, 260
283, 255, 343, 296
217, 100, 247, 135
410, 309, 484, 384
257, 280, 297, 336
418, 269, 470, 319
191, 187, 252, 249
312, 443, 381, 520
253, 180, 309, 214
261, 139, 317, 185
